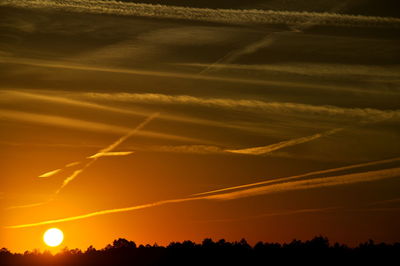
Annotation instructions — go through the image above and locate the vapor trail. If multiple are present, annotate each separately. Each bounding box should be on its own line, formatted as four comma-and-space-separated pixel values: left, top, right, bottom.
88, 151, 134, 159
180, 63, 400, 79
0, 90, 286, 136
199, 33, 280, 75
1, 57, 369, 92
6, 201, 52, 210
80, 92, 400, 122
38, 162, 81, 179
192, 157, 400, 196
54, 113, 158, 194
226, 128, 341, 155
38, 169, 62, 178
6, 113, 159, 209
5, 159, 400, 229
5, 197, 200, 229
205, 167, 400, 200
65, 162, 80, 167
370, 197, 400, 206
96, 113, 158, 155
0, 109, 199, 143
1, 0, 399, 28
198, 0, 356, 74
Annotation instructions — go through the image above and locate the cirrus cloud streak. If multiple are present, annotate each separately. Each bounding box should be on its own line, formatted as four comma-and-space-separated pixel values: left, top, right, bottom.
5, 158, 400, 229
1, 0, 400, 28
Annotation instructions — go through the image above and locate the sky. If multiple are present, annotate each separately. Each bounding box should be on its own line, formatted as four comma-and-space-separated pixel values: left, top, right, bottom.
0, 0, 400, 253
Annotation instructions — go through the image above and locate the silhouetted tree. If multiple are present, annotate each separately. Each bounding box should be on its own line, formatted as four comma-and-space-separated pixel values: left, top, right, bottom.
306, 236, 330, 249
1, 236, 400, 266
85, 245, 96, 254
0, 248, 10, 255
112, 238, 136, 249
235, 238, 251, 249
201, 238, 215, 248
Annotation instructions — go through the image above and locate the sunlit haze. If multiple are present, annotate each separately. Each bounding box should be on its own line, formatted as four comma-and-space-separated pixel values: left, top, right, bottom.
0, 0, 399, 254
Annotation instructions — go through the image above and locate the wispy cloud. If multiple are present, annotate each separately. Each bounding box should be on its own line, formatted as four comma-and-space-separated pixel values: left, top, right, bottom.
38, 169, 62, 178
88, 151, 134, 159
182, 63, 400, 79
193, 157, 400, 196
54, 161, 94, 194
1, 90, 152, 117
96, 114, 157, 155
1, 0, 399, 28
6, 114, 158, 209
352, 207, 400, 213
0, 109, 127, 134
1, 57, 367, 92
5, 197, 200, 229
226, 128, 342, 155
6, 200, 52, 210
0, 109, 200, 143
196, 1, 380, 75
38, 161, 81, 179
5, 159, 400, 229
370, 197, 400, 206
199, 33, 280, 74
0, 90, 282, 136
1, 90, 212, 128
81, 92, 400, 122
153, 145, 225, 155
54, 113, 158, 194
65, 161, 81, 168
205, 167, 400, 200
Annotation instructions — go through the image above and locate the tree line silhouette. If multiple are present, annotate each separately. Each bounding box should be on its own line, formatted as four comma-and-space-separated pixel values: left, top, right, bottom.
1, 236, 399, 265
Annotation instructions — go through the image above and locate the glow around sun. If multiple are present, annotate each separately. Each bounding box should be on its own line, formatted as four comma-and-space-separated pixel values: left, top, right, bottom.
43, 228, 64, 247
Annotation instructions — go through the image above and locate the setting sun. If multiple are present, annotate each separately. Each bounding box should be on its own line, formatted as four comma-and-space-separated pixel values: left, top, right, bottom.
43, 228, 64, 247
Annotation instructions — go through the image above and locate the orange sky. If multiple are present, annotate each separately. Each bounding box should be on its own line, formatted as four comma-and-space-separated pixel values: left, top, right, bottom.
1, 0, 400, 253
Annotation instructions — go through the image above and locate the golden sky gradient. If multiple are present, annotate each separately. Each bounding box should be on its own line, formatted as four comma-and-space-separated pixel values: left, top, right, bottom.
1, 0, 400, 253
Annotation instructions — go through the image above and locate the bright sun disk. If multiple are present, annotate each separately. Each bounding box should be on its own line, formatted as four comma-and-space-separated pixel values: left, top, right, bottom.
43, 228, 64, 247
